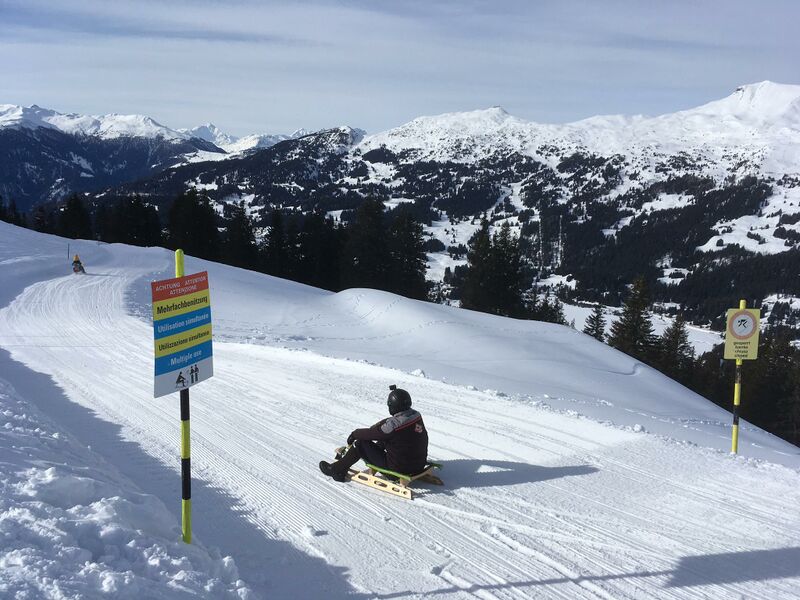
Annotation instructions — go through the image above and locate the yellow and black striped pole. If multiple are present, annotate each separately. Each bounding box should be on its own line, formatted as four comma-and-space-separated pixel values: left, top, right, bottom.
731, 298, 745, 454
175, 249, 192, 543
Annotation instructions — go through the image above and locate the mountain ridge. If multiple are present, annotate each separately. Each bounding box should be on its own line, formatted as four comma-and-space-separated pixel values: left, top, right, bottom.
5, 80, 798, 154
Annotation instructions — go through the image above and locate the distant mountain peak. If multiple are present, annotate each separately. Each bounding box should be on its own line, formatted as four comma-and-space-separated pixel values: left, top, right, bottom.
180, 123, 236, 148
687, 81, 800, 125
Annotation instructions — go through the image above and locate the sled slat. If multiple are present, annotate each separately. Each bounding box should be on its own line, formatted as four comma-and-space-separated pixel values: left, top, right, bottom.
347, 469, 412, 500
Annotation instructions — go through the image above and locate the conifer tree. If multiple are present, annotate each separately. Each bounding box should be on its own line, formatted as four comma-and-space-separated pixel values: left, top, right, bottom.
658, 314, 694, 384
32, 205, 54, 234
461, 219, 494, 313
126, 196, 163, 247
295, 212, 342, 291
387, 208, 427, 300
93, 203, 112, 240
167, 189, 219, 260
0, 195, 6, 222
223, 201, 257, 269
490, 222, 524, 317
263, 209, 288, 277
59, 194, 93, 240
786, 359, 800, 445
284, 217, 302, 278
341, 197, 389, 290
535, 294, 567, 325
741, 331, 793, 437
609, 277, 657, 362
583, 304, 607, 341
7, 198, 20, 226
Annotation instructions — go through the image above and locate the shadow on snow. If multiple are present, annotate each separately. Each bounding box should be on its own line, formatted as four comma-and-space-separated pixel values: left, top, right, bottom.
428, 458, 599, 491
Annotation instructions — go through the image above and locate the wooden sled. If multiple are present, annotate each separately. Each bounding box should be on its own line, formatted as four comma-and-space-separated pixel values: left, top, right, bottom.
335, 447, 443, 500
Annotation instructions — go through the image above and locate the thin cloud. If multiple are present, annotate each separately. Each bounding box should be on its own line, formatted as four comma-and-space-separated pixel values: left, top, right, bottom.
2, 3, 313, 45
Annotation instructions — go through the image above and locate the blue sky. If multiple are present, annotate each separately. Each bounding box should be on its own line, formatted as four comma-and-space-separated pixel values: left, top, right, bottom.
1, 0, 797, 136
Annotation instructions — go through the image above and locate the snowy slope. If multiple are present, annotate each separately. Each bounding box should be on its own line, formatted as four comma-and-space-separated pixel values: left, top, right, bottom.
1, 222, 799, 599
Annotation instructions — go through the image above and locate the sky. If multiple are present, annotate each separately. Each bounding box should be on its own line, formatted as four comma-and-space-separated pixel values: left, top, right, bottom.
1, 0, 798, 137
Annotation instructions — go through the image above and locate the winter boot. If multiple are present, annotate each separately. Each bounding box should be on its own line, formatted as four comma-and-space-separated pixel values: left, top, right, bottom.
320, 443, 363, 482
319, 461, 347, 482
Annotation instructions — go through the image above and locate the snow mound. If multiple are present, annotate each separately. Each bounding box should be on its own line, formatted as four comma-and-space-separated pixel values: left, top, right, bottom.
0, 378, 252, 599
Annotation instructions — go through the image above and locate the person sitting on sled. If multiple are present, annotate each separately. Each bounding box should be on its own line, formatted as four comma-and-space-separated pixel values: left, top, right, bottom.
320, 385, 428, 482
72, 254, 85, 274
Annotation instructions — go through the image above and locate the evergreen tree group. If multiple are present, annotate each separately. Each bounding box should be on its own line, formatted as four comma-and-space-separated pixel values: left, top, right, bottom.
0, 195, 24, 227
461, 220, 525, 317
58, 194, 94, 240
168, 189, 220, 260
95, 195, 161, 246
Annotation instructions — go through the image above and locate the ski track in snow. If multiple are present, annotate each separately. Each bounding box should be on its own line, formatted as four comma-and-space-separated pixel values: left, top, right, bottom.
1, 229, 799, 598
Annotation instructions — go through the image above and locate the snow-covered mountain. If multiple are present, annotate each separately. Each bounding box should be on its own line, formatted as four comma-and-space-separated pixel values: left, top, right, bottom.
0, 104, 192, 141
0, 221, 798, 598
180, 122, 309, 155
0, 104, 316, 209
0, 105, 228, 211
178, 122, 236, 147
361, 80, 800, 177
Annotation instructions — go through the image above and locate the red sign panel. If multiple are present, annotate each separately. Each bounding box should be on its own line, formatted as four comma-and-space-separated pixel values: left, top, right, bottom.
151, 271, 209, 302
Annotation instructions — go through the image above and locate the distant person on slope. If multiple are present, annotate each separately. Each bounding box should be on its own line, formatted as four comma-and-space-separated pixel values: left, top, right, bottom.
319, 385, 429, 482
72, 254, 85, 274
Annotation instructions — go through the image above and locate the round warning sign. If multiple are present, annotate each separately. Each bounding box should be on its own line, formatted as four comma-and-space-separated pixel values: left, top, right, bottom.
728, 310, 757, 340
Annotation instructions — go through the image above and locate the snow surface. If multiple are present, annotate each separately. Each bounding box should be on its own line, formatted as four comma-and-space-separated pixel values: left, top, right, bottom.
0, 221, 799, 598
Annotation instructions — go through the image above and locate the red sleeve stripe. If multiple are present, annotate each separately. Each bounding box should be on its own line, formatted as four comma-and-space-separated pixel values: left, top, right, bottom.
393, 416, 421, 432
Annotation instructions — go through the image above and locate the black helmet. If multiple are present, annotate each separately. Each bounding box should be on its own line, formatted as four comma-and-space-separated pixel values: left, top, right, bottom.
387, 385, 412, 415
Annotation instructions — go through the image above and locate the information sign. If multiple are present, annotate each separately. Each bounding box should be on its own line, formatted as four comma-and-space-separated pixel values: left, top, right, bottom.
151, 271, 214, 398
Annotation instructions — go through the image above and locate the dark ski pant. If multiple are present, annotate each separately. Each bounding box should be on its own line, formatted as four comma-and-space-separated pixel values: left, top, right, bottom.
333, 440, 387, 473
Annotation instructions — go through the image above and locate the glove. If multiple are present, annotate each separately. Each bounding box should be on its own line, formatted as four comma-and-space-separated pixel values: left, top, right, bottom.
347, 431, 356, 445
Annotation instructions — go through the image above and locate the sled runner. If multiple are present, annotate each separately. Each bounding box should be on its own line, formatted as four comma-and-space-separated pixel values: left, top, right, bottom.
334, 447, 443, 500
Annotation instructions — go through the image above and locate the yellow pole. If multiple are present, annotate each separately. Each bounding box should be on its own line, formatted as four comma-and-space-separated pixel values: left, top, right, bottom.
175, 249, 192, 543
731, 298, 745, 454
175, 249, 185, 278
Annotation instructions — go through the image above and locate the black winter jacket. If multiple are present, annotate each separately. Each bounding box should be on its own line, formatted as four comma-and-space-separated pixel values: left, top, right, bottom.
349, 409, 429, 474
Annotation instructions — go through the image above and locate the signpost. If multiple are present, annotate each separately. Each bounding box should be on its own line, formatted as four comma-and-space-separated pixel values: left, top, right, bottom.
151, 250, 213, 543
723, 300, 760, 454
